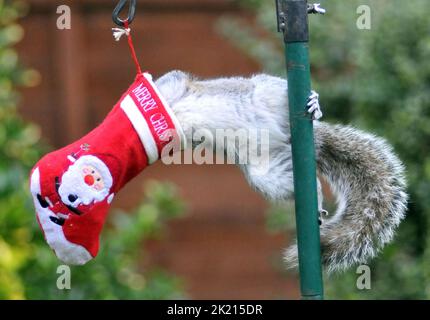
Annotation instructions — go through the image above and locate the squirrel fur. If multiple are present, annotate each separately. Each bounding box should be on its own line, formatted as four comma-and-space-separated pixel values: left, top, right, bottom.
155, 70, 408, 273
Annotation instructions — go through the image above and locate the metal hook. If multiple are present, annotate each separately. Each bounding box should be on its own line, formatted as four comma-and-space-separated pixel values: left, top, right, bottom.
112, 0, 137, 27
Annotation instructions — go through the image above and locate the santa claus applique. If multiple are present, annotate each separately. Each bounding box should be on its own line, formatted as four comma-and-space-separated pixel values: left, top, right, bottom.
29, 73, 185, 265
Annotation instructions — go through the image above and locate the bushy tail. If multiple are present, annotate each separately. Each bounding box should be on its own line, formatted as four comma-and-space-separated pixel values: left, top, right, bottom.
285, 122, 408, 273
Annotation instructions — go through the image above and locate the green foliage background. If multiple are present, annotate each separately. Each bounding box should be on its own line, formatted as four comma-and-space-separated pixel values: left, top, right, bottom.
218, 0, 430, 299
0, 1, 185, 300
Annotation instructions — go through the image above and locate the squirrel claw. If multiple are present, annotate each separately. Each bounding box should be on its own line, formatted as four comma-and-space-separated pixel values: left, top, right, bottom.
307, 90, 323, 120
308, 3, 326, 15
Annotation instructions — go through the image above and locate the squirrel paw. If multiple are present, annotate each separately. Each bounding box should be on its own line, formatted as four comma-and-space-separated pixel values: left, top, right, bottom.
318, 209, 329, 226
308, 3, 326, 15
307, 90, 323, 120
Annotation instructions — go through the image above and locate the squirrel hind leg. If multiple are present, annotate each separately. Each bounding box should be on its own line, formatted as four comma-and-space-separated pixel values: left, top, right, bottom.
241, 152, 294, 202
243, 155, 325, 208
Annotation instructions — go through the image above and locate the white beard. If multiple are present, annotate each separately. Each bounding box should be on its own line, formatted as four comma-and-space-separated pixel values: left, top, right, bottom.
58, 156, 111, 207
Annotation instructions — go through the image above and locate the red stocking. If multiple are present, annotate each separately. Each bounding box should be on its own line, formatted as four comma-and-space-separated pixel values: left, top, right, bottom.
29, 73, 185, 265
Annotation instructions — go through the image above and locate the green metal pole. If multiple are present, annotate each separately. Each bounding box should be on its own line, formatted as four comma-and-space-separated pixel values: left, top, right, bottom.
277, 0, 324, 299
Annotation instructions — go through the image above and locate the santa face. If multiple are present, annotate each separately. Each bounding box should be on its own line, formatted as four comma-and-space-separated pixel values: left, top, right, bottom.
29, 155, 115, 265
82, 165, 105, 191
58, 155, 113, 208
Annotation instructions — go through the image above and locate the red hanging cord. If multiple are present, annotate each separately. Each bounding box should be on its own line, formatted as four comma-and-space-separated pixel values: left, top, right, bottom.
123, 20, 142, 75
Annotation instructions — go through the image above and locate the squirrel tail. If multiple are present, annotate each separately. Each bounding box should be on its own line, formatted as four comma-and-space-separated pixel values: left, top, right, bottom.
285, 122, 408, 273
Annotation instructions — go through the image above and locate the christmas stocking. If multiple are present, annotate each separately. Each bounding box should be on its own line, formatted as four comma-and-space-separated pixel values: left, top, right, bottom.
29, 73, 185, 265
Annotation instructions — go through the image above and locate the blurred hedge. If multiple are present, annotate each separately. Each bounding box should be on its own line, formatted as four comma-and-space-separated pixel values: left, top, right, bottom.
0, 1, 185, 300
218, 0, 430, 299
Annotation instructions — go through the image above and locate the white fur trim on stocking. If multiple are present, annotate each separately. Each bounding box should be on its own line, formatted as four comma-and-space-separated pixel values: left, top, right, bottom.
120, 95, 160, 164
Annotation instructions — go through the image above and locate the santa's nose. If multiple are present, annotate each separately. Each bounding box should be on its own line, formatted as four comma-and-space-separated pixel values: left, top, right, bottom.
84, 174, 95, 186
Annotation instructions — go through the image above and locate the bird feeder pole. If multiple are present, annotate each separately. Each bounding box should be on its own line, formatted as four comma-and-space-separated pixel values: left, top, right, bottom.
276, 0, 324, 299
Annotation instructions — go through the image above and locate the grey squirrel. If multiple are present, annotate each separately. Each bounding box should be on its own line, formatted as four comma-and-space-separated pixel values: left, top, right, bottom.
155, 70, 408, 273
